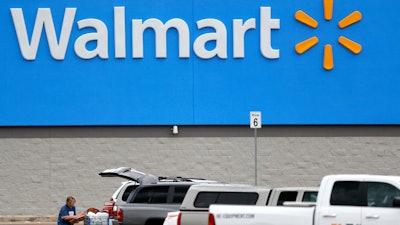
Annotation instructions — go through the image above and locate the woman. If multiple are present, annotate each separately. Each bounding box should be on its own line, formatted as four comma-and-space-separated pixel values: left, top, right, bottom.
57, 196, 82, 225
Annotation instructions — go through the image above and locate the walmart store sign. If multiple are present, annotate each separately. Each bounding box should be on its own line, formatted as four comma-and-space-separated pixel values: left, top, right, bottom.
0, 0, 399, 125
12, 7, 279, 60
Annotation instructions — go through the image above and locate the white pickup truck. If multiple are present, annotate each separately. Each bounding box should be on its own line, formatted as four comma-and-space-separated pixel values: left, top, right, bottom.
209, 174, 400, 225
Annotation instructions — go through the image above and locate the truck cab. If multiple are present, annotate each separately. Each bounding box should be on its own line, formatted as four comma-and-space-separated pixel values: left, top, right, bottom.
315, 175, 400, 225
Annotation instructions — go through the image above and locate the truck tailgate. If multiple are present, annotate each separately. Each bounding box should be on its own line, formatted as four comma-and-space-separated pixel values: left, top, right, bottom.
209, 205, 315, 225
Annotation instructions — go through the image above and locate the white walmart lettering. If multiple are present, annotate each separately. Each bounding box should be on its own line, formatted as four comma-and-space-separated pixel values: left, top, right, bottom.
10, 7, 280, 60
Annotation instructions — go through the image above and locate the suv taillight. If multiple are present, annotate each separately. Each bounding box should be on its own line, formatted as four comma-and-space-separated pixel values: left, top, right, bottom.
113, 206, 118, 217
117, 209, 123, 222
208, 214, 215, 225
177, 212, 182, 225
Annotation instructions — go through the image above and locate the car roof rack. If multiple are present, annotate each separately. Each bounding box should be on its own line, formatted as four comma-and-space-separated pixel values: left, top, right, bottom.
158, 176, 206, 182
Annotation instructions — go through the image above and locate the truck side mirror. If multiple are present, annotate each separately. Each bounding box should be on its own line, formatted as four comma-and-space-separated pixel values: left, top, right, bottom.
393, 197, 400, 207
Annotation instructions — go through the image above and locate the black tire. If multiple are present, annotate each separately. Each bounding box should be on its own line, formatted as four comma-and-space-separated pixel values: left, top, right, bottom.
144, 219, 164, 225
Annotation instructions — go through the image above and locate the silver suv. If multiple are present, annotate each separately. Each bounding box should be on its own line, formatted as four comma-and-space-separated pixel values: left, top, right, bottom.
100, 167, 157, 219
100, 167, 216, 225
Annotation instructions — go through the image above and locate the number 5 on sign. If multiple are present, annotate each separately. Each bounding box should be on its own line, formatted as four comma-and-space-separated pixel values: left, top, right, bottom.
250, 111, 262, 128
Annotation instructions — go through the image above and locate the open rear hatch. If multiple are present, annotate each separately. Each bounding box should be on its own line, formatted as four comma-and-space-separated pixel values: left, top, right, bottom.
99, 167, 158, 184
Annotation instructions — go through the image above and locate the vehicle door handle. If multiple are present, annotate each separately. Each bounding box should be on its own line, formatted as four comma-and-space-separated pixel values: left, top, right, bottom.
366, 215, 380, 219
322, 213, 337, 218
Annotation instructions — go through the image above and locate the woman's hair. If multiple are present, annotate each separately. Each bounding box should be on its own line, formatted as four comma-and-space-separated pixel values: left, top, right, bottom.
66, 196, 75, 204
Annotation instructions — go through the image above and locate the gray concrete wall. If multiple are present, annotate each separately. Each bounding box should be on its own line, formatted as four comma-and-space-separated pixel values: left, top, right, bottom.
0, 126, 399, 216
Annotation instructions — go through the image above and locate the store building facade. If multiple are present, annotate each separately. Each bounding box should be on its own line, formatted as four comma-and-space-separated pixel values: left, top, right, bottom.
0, 0, 399, 216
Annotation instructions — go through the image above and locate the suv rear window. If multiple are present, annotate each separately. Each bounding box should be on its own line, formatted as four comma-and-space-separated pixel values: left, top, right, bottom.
122, 185, 138, 201
194, 192, 259, 208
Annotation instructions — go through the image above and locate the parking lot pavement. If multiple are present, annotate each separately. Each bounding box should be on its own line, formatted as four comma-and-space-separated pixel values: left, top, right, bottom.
0, 221, 56, 225
0, 216, 57, 225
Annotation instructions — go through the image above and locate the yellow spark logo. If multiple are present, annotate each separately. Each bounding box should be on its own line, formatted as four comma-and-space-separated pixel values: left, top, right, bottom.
295, 0, 362, 70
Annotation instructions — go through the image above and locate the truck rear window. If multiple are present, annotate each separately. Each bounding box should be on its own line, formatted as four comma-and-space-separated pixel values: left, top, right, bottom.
194, 192, 259, 208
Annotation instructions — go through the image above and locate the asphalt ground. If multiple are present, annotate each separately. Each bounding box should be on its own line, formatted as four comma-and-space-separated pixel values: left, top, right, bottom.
0, 223, 56, 225
0, 217, 57, 225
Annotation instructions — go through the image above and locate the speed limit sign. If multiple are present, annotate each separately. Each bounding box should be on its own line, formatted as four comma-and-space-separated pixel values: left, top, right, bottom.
250, 111, 262, 128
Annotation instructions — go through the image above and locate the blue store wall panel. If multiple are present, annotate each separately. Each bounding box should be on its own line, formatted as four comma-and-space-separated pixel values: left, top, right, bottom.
0, 0, 399, 125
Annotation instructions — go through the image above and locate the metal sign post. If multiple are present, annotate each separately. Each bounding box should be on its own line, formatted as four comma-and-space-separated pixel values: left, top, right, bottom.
250, 111, 262, 186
